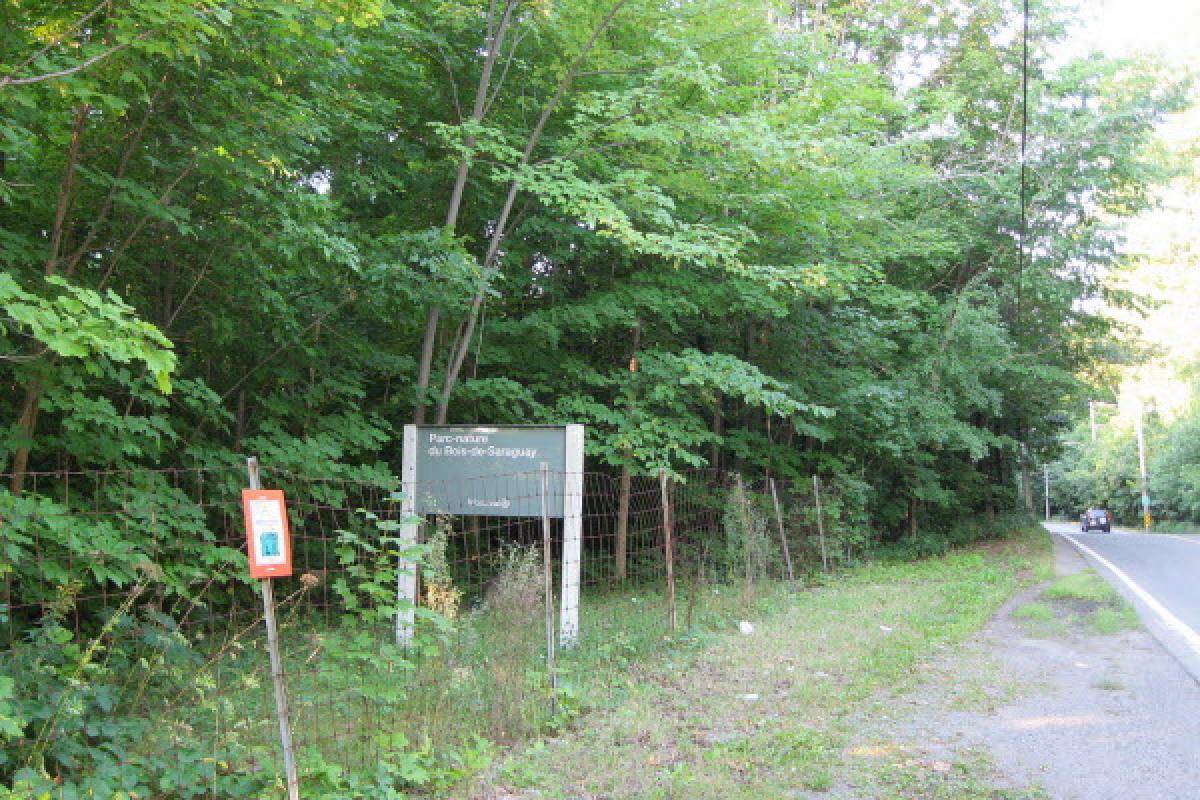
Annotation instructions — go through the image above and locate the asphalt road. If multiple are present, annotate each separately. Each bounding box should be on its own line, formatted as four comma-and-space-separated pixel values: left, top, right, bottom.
879, 532, 1200, 800
1046, 520, 1200, 683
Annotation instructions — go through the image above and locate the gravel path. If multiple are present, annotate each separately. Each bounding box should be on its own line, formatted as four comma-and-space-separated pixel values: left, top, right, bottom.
840, 535, 1200, 799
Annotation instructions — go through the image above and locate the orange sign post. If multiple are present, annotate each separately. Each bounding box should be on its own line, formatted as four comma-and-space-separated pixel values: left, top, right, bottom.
242, 489, 293, 579
243, 458, 299, 800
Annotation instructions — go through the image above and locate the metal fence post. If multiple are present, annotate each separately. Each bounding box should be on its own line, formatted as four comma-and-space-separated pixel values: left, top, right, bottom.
397, 425, 419, 647
539, 464, 558, 712
559, 424, 584, 646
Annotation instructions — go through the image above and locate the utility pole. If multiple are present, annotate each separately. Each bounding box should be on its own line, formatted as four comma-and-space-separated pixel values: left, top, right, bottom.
1135, 398, 1151, 529
1091, 397, 1149, 528
1089, 399, 1117, 441
1019, 443, 1033, 513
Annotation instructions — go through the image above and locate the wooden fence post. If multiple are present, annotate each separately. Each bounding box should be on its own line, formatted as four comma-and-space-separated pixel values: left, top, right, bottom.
769, 478, 795, 584
813, 474, 829, 573
245, 457, 299, 800
659, 470, 677, 631
615, 464, 631, 582
733, 474, 757, 600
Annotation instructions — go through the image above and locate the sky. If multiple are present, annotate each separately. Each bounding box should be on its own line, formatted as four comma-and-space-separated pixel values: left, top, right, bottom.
1068, 0, 1200, 413
1071, 0, 1200, 65
1066, 0, 1199, 245
1069, 0, 1199, 156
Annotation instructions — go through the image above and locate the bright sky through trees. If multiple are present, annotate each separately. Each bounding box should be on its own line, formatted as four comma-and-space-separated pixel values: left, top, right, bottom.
1071, 0, 1199, 420
1074, 0, 1200, 64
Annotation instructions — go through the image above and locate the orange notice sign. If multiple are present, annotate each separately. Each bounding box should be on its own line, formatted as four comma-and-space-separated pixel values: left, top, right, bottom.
242, 489, 293, 579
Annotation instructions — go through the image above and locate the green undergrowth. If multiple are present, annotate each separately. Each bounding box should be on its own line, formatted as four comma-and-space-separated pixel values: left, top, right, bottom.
1015, 570, 1140, 637
3, 522, 1050, 799
0, 565, 831, 798
461, 523, 1051, 799
1148, 522, 1200, 534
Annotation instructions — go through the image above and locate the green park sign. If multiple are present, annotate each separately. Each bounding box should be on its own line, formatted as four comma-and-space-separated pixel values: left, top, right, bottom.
396, 424, 586, 648
411, 425, 570, 517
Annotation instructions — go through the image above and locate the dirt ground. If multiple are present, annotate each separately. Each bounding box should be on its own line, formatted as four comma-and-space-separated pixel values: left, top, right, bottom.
833, 534, 1200, 799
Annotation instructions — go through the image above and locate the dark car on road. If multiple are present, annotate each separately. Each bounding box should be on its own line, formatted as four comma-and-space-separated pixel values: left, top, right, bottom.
1080, 508, 1112, 533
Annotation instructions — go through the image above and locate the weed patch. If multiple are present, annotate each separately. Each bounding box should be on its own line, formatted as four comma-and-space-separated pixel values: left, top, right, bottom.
464, 525, 1052, 798
1091, 606, 1139, 635
1044, 572, 1117, 604
1013, 602, 1054, 622
863, 747, 1048, 799
1016, 570, 1141, 638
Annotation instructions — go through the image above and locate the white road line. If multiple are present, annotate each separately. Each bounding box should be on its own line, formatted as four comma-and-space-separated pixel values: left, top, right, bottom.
1163, 534, 1200, 546
1063, 533, 1200, 661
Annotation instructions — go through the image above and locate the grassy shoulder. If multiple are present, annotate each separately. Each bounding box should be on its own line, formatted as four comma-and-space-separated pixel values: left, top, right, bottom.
1149, 521, 1200, 534
1012, 570, 1140, 637
460, 524, 1052, 799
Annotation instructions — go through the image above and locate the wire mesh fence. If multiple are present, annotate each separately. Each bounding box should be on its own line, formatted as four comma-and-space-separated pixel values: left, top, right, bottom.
0, 461, 863, 796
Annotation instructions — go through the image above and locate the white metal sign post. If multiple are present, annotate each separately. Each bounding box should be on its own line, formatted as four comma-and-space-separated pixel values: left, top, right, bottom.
396, 425, 584, 647
560, 424, 584, 645
396, 425, 419, 647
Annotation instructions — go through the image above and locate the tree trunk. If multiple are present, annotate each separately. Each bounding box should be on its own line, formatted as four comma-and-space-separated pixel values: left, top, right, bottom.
433, 0, 630, 423
9, 103, 88, 493
413, 0, 519, 424
711, 391, 724, 471
614, 320, 640, 581
9, 382, 43, 494
1020, 454, 1034, 512
234, 389, 248, 453
413, 307, 440, 424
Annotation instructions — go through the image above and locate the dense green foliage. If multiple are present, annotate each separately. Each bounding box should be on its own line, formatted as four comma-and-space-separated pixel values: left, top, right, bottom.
1050, 177, 1199, 527
0, 0, 1192, 792
2, 0, 1186, 527
1054, 388, 1200, 526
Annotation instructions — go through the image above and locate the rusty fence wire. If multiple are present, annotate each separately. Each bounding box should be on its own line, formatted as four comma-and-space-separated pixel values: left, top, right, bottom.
0, 462, 861, 796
